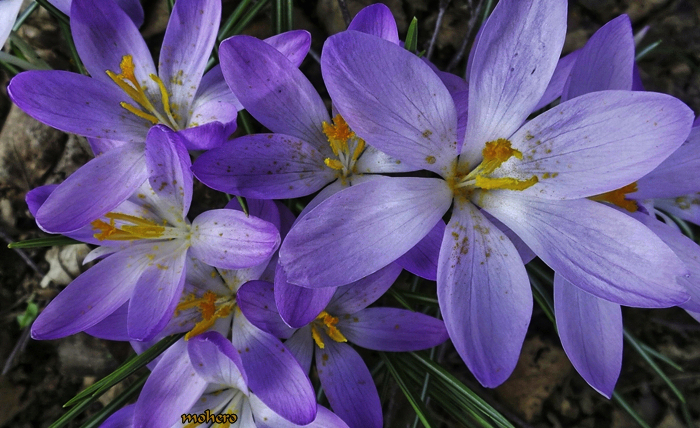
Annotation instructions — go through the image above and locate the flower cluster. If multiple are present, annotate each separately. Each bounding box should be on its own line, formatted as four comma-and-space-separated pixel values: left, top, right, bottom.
8, 0, 700, 426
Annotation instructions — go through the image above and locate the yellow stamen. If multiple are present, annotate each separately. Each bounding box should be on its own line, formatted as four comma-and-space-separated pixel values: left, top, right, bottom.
474, 175, 539, 191
590, 182, 639, 212
478, 138, 523, 176
311, 324, 325, 349
311, 311, 348, 349
322, 114, 353, 156
351, 138, 366, 163
120, 102, 159, 124
324, 158, 344, 170
90, 213, 166, 241
176, 291, 235, 340
150, 73, 180, 127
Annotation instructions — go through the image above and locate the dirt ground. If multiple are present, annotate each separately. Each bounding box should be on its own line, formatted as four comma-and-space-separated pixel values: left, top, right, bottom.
1, 0, 699, 427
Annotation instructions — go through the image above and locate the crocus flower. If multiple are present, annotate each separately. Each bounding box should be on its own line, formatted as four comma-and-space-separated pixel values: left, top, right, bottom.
279, 0, 693, 387
48, 0, 143, 25
0, 0, 22, 49
237, 265, 449, 428
29, 126, 281, 342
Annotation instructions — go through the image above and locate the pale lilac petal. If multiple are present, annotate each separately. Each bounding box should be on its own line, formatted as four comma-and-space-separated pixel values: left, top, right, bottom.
8, 71, 151, 141
462, 0, 566, 169
348, 3, 399, 44
495, 91, 694, 199
238, 280, 296, 338
135, 340, 208, 428
0, 0, 22, 48
219, 35, 330, 149
84, 302, 129, 341
190, 209, 280, 269
555, 274, 622, 398
322, 31, 457, 175
192, 63, 243, 111
252, 399, 350, 428
327, 263, 403, 314
481, 192, 689, 307
264, 30, 311, 67
100, 404, 134, 428
453, 90, 468, 152
71, 0, 156, 89
354, 145, 417, 173
316, 339, 382, 428
50, 0, 144, 26
226, 198, 282, 232
144, 126, 192, 221
482, 211, 536, 264
423, 60, 469, 95
396, 220, 444, 280
159, 0, 220, 110
231, 313, 317, 425
177, 120, 236, 151
192, 133, 334, 199
275, 264, 336, 328
437, 201, 531, 387
188, 331, 248, 390
533, 50, 579, 111
339, 307, 448, 351
127, 240, 188, 341
561, 15, 634, 101
88, 137, 128, 156
35, 142, 146, 233
280, 177, 452, 288
285, 327, 313, 374
31, 242, 153, 339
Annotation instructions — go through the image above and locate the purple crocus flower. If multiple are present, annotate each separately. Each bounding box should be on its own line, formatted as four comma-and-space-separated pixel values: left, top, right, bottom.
29, 126, 281, 342
279, 0, 693, 387
237, 265, 449, 428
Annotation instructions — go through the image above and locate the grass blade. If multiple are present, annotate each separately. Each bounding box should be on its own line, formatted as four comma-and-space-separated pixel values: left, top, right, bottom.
405, 17, 418, 53
381, 353, 434, 428
8, 236, 82, 248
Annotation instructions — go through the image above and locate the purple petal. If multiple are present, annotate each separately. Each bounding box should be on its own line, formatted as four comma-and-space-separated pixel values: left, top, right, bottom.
84, 302, 129, 341
264, 30, 312, 67
348, 3, 399, 44
226, 198, 282, 232
316, 340, 382, 428
159, 0, 220, 110
50, 0, 144, 26
496, 91, 694, 200
88, 137, 128, 156
188, 331, 248, 389
177, 120, 236, 151
251, 399, 350, 428
8, 71, 150, 141
555, 274, 622, 398
134, 339, 208, 428
353, 145, 419, 174
339, 307, 448, 352
322, 31, 457, 175
190, 209, 281, 269
145, 126, 192, 220
231, 313, 317, 425
482, 211, 536, 264
219, 35, 330, 149
192, 133, 334, 199
462, 0, 566, 169
327, 263, 403, 314
284, 327, 313, 374
655, 195, 700, 226
437, 201, 531, 387
395, 220, 444, 280
191, 63, 243, 113
481, 192, 689, 307
533, 49, 580, 111
26, 185, 57, 218
280, 177, 452, 288
0, 0, 21, 48
100, 404, 135, 428
238, 280, 296, 338
562, 15, 634, 101
275, 263, 336, 328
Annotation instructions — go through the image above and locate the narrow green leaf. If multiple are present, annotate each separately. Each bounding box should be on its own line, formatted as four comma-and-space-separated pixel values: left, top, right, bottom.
479, 0, 495, 26
239, 110, 256, 135
612, 392, 652, 428
226, 0, 270, 38
78, 373, 148, 428
13, 3, 39, 31
16, 301, 38, 329
394, 291, 438, 306
8, 235, 82, 249
34, 0, 69, 26
529, 274, 555, 325
284, 0, 293, 33
388, 289, 415, 311
405, 17, 418, 53
639, 343, 683, 372
167, 0, 175, 13
236, 195, 249, 216
635, 40, 662, 61
381, 353, 433, 428
58, 20, 88, 75
218, 0, 253, 41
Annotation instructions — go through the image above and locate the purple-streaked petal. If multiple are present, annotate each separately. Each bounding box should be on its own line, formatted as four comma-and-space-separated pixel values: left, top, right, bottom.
453, 90, 468, 152
135, 340, 208, 428
437, 201, 531, 387
555, 274, 622, 398
35, 142, 146, 233
561, 15, 634, 101
238, 280, 296, 338
316, 339, 382, 428
219, 35, 330, 149
462, 0, 566, 169
396, 220, 444, 280
481, 192, 689, 307
423, 59, 469, 95
347, 4, 399, 44
190, 209, 280, 269
88, 137, 128, 156
71, 0, 155, 89
264, 30, 312, 67
8, 71, 151, 141
100, 404, 134, 428
227, 198, 282, 232
0, 0, 22, 48
177, 120, 236, 151
231, 313, 317, 425
50, 0, 144, 26
192, 133, 334, 199
127, 241, 188, 341
192, 63, 243, 111
327, 263, 403, 314
84, 302, 129, 341
339, 307, 448, 351
26, 185, 57, 218
482, 211, 536, 264
252, 399, 350, 428
159, 0, 220, 110
323, 31, 457, 175
495, 91, 694, 199
533, 50, 579, 111
145, 125, 192, 220
353, 145, 418, 173
275, 263, 336, 328
31, 242, 154, 339
285, 327, 313, 374
280, 177, 452, 288
188, 331, 248, 389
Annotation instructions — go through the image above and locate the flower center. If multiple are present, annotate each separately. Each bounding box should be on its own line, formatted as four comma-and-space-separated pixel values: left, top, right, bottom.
176, 290, 236, 340
322, 114, 366, 183
589, 182, 639, 212
90, 212, 186, 241
451, 138, 538, 197
106, 55, 181, 130
310, 310, 347, 349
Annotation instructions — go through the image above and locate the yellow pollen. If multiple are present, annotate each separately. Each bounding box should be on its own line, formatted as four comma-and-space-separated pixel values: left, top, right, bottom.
480, 138, 523, 174
322, 115, 353, 155
321, 114, 366, 179
324, 158, 344, 171
90, 212, 166, 241
475, 175, 539, 191
311, 310, 348, 349
176, 291, 235, 340
590, 182, 639, 212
